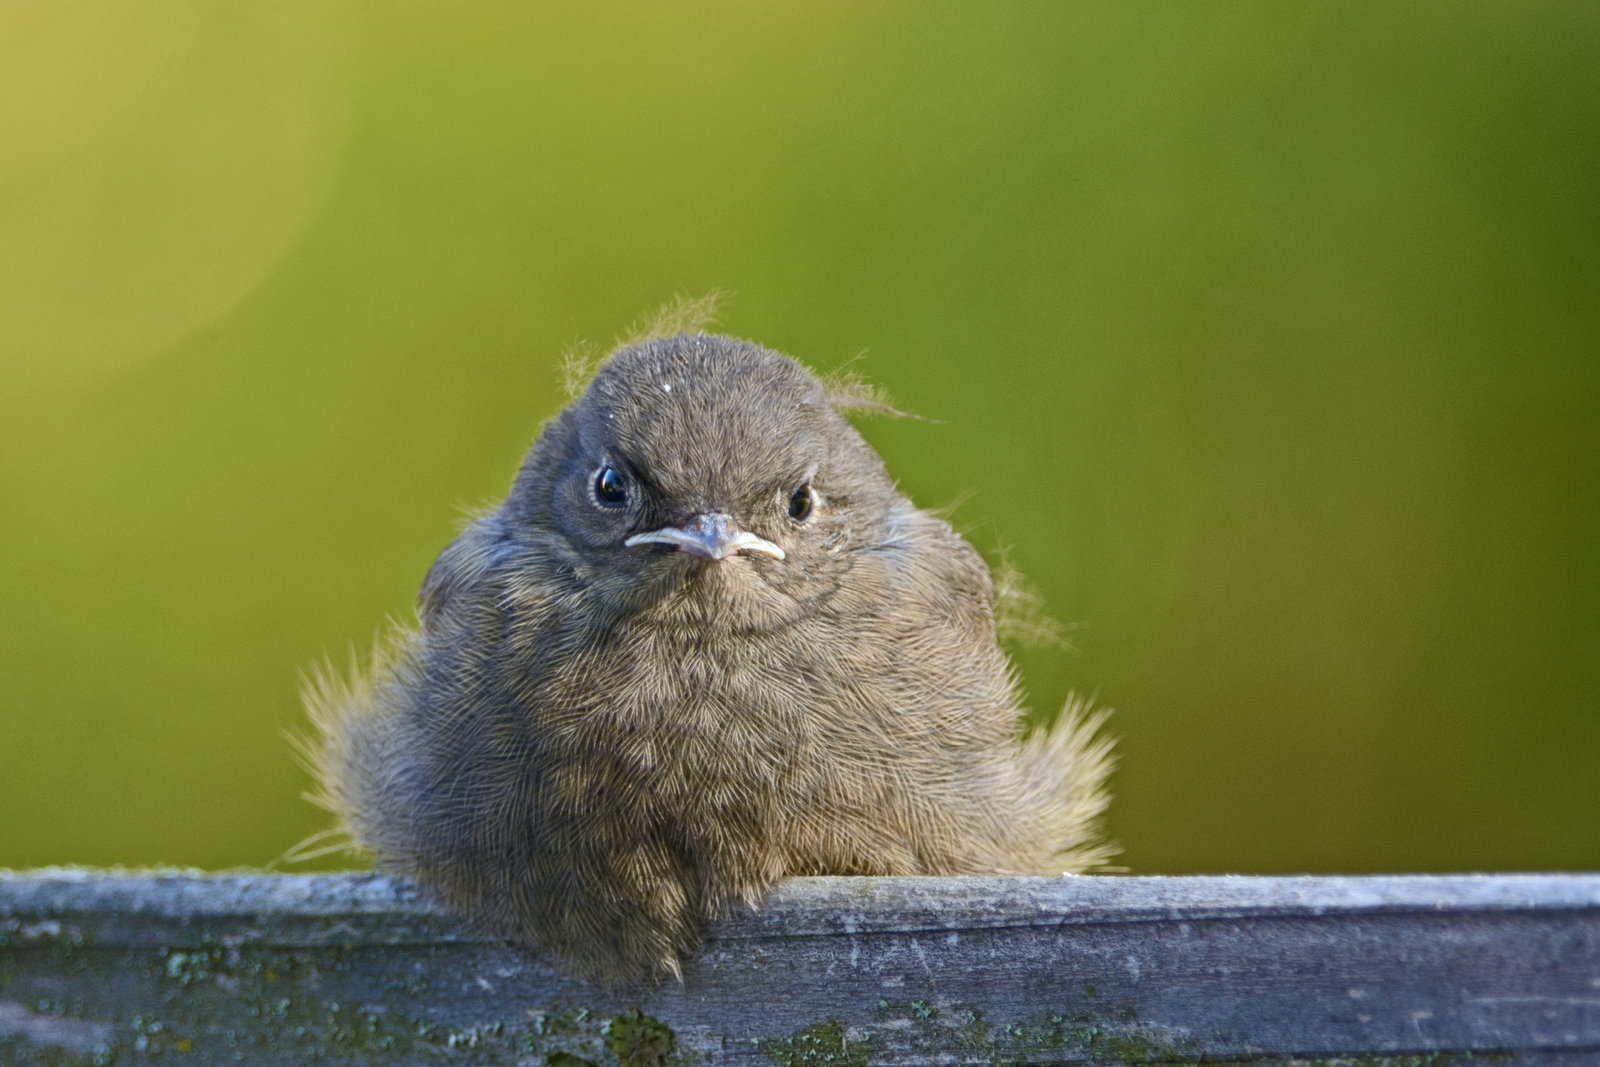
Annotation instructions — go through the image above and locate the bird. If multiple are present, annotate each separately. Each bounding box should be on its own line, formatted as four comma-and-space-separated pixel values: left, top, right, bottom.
299, 328, 1116, 983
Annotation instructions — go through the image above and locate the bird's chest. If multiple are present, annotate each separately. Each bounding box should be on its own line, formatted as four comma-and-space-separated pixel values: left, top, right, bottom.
547, 616, 826, 803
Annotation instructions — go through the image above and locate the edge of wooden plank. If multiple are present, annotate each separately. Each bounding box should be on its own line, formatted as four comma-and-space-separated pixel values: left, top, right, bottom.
5, 870, 1600, 943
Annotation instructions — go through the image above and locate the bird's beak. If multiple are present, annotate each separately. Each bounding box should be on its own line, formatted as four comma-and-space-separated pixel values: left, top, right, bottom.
625, 512, 786, 562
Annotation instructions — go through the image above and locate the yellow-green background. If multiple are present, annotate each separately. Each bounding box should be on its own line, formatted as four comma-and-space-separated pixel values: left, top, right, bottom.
2, 1, 1596, 874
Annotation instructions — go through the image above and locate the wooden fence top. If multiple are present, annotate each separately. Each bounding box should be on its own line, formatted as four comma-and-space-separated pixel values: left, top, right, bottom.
3, 871, 1598, 1065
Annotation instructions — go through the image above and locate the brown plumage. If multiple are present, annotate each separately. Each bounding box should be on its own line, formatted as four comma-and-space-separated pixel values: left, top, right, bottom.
302, 331, 1115, 982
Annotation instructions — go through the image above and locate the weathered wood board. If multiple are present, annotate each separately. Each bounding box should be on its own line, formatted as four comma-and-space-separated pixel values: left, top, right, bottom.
2, 871, 1598, 1065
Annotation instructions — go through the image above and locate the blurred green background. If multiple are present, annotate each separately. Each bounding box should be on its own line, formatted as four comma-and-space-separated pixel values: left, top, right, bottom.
1, 0, 1596, 875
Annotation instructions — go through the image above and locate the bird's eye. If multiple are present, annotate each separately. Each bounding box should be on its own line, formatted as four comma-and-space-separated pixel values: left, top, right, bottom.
594, 466, 628, 507
787, 482, 814, 523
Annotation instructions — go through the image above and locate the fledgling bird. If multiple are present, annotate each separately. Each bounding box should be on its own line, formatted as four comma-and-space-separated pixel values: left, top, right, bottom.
302, 331, 1115, 982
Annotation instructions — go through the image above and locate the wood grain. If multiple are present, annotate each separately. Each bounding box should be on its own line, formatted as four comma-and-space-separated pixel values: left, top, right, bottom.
3, 872, 1598, 1065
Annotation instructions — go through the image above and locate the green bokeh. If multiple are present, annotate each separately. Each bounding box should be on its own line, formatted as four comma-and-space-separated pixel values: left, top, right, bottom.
1, 1, 1595, 874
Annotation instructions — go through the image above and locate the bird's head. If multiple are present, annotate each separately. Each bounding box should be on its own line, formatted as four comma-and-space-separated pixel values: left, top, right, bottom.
505, 334, 899, 628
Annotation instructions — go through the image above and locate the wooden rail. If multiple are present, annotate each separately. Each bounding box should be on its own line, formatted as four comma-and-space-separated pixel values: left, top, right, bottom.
2, 871, 1598, 1066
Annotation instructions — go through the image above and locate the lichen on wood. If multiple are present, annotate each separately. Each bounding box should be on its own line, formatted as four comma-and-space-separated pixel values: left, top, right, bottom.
3, 871, 1599, 1065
